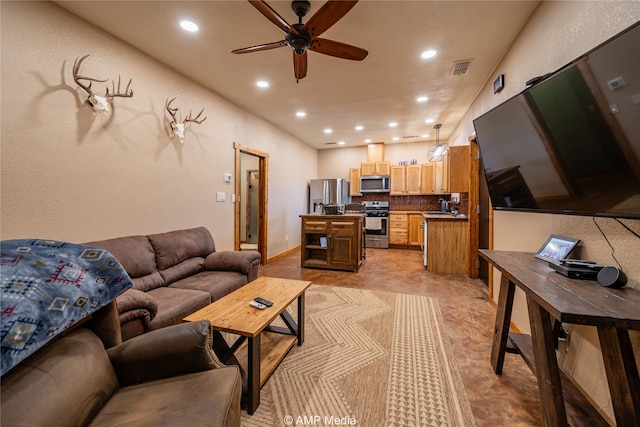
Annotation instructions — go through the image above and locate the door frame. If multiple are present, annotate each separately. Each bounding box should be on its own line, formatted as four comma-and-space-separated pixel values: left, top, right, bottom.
234, 142, 269, 264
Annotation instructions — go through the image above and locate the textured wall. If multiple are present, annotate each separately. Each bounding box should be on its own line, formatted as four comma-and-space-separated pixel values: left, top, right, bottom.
0, 1, 317, 258
448, 2, 640, 423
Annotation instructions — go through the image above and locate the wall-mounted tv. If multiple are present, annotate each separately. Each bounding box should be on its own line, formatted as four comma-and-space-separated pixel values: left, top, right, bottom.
474, 22, 640, 219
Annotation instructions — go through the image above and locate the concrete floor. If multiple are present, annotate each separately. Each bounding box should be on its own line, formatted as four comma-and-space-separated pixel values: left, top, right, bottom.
259, 247, 544, 427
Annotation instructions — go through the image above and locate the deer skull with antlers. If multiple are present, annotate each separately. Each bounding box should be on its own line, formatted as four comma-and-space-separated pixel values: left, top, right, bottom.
73, 55, 133, 114
165, 97, 207, 144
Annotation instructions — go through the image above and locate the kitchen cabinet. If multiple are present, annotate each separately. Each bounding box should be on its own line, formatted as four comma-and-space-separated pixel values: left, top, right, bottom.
300, 214, 364, 272
449, 145, 470, 192
439, 153, 450, 193
425, 218, 469, 275
389, 212, 408, 245
408, 214, 424, 247
389, 166, 405, 195
349, 167, 361, 196
420, 163, 436, 194
391, 164, 431, 195
361, 161, 390, 176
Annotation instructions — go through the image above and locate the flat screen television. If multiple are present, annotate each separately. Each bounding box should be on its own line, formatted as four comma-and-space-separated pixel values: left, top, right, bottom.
473, 21, 640, 219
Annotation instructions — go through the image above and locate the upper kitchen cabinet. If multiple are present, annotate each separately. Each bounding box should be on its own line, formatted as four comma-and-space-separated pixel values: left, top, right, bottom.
391, 164, 433, 195
420, 163, 436, 194
361, 161, 391, 176
349, 168, 361, 196
448, 146, 470, 193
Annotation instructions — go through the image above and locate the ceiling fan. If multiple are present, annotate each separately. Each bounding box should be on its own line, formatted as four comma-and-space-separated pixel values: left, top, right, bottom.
232, 0, 368, 81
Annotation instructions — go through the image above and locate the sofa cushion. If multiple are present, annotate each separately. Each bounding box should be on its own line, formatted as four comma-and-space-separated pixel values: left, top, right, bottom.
89, 367, 242, 427
170, 270, 248, 301
160, 257, 206, 286
87, 235, 161, 288
148, 227, 215, 271
1, 328, 118, 427
146, 287, 210, 332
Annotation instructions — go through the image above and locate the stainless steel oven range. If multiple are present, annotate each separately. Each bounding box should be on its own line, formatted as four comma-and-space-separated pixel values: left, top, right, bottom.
363, 201, 389, 248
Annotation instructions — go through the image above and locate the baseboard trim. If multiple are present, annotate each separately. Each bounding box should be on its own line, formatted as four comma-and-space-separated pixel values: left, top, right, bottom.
265, 245, 300, 264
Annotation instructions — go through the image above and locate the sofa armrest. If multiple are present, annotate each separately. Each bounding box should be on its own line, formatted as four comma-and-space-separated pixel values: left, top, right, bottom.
116, 288, 158, 323
107, 320, 216, 386
205, 250, 261, 275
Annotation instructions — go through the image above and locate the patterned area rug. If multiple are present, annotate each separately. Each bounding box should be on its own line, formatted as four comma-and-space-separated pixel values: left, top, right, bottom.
241, 285, 476, 426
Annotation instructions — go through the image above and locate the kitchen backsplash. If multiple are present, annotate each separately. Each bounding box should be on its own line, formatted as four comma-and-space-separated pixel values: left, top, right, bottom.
352, 193, 469, 214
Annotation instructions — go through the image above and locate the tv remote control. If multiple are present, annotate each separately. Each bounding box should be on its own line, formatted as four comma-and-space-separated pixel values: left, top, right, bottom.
254, 297, 273, 307
249, 301, 266, 309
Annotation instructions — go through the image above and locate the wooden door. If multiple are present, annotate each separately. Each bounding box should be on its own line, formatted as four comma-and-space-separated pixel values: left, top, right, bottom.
406, 165, 421, 194
420, 163, 436, 194
390, 166, 405, 195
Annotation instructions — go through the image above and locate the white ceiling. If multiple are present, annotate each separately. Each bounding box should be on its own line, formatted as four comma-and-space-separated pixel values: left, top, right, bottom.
56, 0, 539, 150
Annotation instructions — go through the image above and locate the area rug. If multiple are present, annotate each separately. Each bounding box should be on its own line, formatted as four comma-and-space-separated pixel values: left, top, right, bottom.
240, 285, 476, 426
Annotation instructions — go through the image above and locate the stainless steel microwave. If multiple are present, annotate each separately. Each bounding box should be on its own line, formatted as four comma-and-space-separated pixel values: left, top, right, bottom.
360, 175, 390, 193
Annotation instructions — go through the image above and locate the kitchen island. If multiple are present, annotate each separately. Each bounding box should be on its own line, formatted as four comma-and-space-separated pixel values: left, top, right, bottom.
422, 212, 469, 275
300, 214, 365, 272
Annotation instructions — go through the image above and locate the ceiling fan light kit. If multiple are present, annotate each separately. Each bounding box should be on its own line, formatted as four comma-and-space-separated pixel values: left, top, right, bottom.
232, 0, 368, 81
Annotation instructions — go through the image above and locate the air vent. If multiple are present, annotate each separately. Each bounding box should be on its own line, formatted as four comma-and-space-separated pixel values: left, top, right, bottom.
451, 59, 472, 76
325, 142, 337, 145
403, 135, 420, 139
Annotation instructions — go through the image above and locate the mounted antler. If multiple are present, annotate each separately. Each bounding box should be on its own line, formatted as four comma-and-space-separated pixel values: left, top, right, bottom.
166, 96, 207, 144
72, 55, 133, 114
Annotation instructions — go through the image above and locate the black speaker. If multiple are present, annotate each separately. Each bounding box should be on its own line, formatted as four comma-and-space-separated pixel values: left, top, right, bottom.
596, 266, 627, 288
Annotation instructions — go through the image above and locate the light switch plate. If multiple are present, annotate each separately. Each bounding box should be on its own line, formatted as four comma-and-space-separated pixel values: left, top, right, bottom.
224, 173, 232, 182
216, 192, 226, 202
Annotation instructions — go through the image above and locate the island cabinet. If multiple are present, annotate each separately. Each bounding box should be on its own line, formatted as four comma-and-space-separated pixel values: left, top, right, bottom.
300, 214, 364, 272
426, 218, 468, 275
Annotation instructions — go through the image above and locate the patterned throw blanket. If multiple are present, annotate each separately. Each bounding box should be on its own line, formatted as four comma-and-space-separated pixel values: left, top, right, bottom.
0, 239, 133, 376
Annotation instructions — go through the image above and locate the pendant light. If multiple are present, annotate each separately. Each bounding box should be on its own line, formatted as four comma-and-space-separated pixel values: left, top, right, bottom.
428, 124, 448, 162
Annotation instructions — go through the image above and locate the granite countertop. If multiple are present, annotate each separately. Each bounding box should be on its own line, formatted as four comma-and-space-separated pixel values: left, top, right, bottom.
389, 210, 468, 220
422, 212, 468, 220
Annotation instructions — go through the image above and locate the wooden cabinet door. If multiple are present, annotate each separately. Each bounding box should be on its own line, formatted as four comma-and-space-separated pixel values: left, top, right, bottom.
349, 168, 361, 196
420, 163, 436, 194
360, 162, 375, 176
408, 214, 423, 246
449, 146, 470, 192
390, 166, 405, 195
406, 165, 421, 194
375, 161, 391, 175
439, 154, 450, 193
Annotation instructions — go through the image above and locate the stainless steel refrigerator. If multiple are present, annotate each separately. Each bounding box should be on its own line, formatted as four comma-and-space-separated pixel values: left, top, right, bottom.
308, 178, 350, 213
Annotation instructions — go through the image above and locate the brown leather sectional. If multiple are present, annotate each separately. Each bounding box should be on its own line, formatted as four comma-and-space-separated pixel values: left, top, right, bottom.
87, 226, 261, 341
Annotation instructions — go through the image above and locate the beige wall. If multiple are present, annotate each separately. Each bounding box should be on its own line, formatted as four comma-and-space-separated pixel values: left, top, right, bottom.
448, 2, 640, 423
0, 1, 317, 259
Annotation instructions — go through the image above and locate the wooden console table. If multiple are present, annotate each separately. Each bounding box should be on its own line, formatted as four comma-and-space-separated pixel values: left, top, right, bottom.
479, 250, 640, 427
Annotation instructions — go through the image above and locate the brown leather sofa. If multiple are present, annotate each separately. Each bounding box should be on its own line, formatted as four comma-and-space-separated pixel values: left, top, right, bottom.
1, 303, 242, 427
87, 226, 261, 341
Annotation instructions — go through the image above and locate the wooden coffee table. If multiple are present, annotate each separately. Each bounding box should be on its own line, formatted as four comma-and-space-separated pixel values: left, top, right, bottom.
184, 276, 311, 414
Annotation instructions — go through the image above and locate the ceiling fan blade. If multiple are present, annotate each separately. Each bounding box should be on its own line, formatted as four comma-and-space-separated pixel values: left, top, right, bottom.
231, 40, 288, 54
304, 0, 358, 38
293, 52, 308, 80
248, 0, 298, 35
309, 38, 368, 60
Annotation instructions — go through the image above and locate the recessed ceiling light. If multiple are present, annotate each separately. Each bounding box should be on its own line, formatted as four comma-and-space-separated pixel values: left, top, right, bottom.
338, 141, 346, 145
392, 136, 400, 141
256, 80, 269, 88
389, 122, 398, 127
355, 125, 364, 131
324, 128, 332, 134
180, 20, 199, 32
422, 134, 430, 138
421, 49, 437, 59
296, 111, 306, 117
364, 138, 372, 143
425, 118, 435, 124
417, 96, 428, 103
